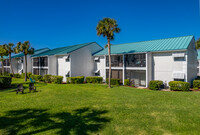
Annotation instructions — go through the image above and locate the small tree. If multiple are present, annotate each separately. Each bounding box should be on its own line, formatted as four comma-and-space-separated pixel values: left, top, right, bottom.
4, 43, 15, 76
196, 38, 200, 49
0, 45, 8, 74
96, 18, 120, 88
14, 41, 34, 81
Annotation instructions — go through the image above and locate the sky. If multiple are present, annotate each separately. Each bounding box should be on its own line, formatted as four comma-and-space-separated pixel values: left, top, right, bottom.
0, 0, 200, 49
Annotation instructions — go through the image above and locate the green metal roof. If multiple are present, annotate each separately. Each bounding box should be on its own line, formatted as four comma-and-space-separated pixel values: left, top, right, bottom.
11, 48, 50, 58
32, 42, 101, 57
94, 35, 194, 56
197, 49, 200, 60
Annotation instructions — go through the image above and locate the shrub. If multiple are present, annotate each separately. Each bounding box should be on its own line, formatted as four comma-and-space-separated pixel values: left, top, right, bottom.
27, 72, 32, 78
14, 73, 21, 78
0, 76, 12, 88
149, 80, 163, 90
21, 73, 25, 78
8, 73, 13, 77
124, 79, 130, 86
30, 75, 43, 81
169, 81, 190, 91
67, 76, 85, 84
193, 80, 200, 89
106, 78, 120, 86
86, 76, 103, 83
132, 84, 135, 87
52, 76, 63, 84
44, 74, 53, 83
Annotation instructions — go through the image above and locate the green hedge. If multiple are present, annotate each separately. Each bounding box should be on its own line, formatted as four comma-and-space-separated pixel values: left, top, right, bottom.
67, 76, 85, 84
0, 76, 12, 88
169, 81, 190, 91
106, 78, 120, 86
193, 80, 200, 89
149, 80, 163, 90
14, 73, 21, 78
21, 72, 32, 79
86, 76, 103, 83
44, 74, 52, 83
124, 79, 130, 86
52, 76, 63, 84
30, 75, 43, 81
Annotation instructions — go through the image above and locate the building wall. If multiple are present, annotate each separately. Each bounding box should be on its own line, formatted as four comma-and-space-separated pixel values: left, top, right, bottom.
70, 43, 103, 78
48, 55, 57, 75
152, 51, 187, 85
187, 38, 197, 84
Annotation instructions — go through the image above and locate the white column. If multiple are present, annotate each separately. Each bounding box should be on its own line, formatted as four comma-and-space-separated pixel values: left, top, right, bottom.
123, 55, 125, 85
146, 53, 148, 88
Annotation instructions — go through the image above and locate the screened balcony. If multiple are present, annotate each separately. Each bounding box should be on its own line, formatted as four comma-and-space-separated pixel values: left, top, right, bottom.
106, 55, 123, 67
33, 57, 48, 67
125, 54, 146, 67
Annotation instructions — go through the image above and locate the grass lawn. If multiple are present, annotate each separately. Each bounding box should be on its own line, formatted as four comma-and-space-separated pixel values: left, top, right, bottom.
1, 78, 200, 135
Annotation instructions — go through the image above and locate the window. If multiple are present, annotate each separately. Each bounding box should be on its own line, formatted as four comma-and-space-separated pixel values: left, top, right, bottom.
33, 58, 39, 66
174, 57, 185, 61
33, 68, 39, 75
40, 69, 48, 76
125, 54, 146, 67
174, 79, 184, 82
3, 59, 10, 66
106, 69, 123, 83
40, 57, 48, 67
106, 55, 123, 67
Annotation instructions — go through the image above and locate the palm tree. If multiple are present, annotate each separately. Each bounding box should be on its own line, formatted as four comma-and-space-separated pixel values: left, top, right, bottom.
4, 43, 15, 76
14, 41, 34, 81
96, 18, 121, 88
196, 38, 200, 49
0, 45, 8, 74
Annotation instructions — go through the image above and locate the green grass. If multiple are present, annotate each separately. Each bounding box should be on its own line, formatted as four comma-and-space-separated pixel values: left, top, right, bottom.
1, 78, 200, 135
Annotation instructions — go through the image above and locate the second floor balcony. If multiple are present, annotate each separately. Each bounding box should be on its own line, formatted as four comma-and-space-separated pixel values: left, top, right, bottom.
106, 53, 146, 68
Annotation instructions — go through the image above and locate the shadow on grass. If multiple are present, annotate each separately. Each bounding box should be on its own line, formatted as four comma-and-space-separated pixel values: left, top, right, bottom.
0, 107, 110, 135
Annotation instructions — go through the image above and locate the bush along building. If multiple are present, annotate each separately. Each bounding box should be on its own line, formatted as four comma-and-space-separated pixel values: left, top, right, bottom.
93, 35, 197, 87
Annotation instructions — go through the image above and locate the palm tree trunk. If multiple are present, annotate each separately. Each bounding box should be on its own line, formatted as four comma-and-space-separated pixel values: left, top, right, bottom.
1, 56, 4, 74
107, 38, 111, 88
9, 53, 14, 76
25, 55, 27, 81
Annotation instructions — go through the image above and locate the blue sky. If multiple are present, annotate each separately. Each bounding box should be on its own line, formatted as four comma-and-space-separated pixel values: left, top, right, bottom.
0, 0, 199, 49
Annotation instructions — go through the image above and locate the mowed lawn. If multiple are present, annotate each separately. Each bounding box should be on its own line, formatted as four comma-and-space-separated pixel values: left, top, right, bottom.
1, 79, 200, 135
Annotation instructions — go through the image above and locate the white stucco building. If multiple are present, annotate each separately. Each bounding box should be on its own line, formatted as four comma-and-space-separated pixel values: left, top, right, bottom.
31, 42, 103, 82
93, 35, 197, 87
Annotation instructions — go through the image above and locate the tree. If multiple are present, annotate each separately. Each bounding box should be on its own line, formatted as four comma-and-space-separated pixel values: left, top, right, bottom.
0, 45, 8, 74
196, 38, 200, 49
14, 41, 34, 81
4, 43, 15, 76
96, 18, 120, 88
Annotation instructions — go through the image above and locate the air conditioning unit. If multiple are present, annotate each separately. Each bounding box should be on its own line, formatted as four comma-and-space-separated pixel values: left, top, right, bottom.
173, 72, 185, 79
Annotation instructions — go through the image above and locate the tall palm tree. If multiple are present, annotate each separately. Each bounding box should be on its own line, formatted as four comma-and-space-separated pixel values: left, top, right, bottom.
14, 41, 34, 81
0, 45, 8, 74
196, 38, 200, 49
4, 43, 15, 76
96, 18, 120, 88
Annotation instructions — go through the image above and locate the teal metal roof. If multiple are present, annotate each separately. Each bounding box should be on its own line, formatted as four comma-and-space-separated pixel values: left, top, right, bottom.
32, 42, 101, 57
94, 35, 194, 56
11, 48, 50, 58
197, 49, 200, 60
